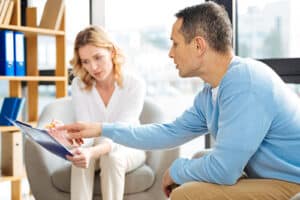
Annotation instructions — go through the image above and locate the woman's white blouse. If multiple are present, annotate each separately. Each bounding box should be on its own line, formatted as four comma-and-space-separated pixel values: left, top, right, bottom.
71, 74, 146, 148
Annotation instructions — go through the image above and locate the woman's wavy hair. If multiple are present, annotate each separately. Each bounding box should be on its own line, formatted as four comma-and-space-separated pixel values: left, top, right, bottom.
70, 26, 124, 90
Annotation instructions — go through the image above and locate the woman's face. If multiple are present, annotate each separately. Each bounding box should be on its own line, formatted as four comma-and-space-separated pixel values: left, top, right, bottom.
78, 44, 114, 83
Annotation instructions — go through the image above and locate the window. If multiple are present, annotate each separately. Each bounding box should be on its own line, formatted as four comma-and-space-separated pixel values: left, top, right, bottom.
237, 0, 300, 59
95, 0, 203, 121
234, 0, 300, 94
92, 0, 206, 156
214, 0, 300, 90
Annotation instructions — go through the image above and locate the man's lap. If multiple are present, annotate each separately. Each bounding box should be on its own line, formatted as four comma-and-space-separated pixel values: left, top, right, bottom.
170, 178, 300, 200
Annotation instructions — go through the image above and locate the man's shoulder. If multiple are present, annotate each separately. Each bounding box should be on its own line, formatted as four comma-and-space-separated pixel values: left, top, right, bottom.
229, 57, 270, 75
224, 57, 272, 85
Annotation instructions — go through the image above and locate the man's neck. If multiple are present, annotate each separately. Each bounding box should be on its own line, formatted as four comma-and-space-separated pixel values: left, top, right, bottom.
204, 51, 234, 88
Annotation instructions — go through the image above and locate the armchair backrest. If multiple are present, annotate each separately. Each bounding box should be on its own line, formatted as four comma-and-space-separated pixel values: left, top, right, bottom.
37, 97, 75, 128
140, 98, 165, 124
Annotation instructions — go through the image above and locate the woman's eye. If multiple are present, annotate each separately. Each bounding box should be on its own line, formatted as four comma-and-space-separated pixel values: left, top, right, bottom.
95, 55, 103, 61
81, 60, 89, 65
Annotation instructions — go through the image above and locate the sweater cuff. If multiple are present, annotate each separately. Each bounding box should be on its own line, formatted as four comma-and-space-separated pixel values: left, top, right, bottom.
170, 158, 186, 185
102, 123, 115, 138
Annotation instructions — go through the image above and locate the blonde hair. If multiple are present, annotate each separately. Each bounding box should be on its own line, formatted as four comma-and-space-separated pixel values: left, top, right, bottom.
70, 26, 124, 90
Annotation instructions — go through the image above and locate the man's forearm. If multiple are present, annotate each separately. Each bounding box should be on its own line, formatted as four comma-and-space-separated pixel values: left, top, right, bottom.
101, 122, 198, 150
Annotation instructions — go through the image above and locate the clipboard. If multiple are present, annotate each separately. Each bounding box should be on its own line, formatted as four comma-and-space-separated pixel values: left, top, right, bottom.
7, 118, 73, 160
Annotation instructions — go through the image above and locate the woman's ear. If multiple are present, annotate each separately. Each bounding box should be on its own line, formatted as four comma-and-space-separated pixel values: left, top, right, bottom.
110, 47, 116, 58
194, 36, 206, 55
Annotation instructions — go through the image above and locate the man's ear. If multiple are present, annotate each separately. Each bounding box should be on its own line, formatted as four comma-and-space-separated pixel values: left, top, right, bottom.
194, 36, 206, 55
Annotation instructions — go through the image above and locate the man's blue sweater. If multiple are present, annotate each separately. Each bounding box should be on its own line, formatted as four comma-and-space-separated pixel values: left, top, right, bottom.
103, 56, 300, 185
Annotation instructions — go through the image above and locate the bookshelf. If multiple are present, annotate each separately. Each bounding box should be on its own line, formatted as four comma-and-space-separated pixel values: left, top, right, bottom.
0, 0, 68, 199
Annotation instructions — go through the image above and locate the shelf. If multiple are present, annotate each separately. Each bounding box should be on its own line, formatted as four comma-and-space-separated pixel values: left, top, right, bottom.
0, 122, 37, 132
0, 168, 27, 182
0, 24, 64, 36
0, 176, 24, 182
0, 3, 67, 200
0, 76, 67, 82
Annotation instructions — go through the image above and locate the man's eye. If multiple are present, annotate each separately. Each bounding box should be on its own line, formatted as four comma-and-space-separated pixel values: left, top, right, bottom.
173, 43, 178, 47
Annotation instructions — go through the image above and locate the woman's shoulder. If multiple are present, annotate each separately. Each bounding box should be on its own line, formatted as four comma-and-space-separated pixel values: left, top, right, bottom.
72, 76, 82, 85
71, 77, 90, 93
72, 77, 87, 87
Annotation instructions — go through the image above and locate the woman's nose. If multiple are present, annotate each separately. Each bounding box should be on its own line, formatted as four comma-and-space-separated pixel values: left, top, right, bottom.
90, 60, 98, 70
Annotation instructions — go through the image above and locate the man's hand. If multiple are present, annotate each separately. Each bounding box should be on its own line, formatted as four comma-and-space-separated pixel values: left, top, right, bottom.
56, 122, 102, 143
45, 119, 77, 148
162, 168, 179, 197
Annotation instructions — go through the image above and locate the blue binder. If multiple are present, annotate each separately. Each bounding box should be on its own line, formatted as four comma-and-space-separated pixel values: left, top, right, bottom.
14, 31, 26, 76
0, 97, 25, 125
0, 30, 15, 76
12, 98, 25, 120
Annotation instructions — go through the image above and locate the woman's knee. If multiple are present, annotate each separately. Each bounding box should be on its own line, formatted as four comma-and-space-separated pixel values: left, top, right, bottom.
100, 152, 127, 170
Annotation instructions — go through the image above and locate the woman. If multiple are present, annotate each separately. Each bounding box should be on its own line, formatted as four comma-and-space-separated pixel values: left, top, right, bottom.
68, 25, 146, 200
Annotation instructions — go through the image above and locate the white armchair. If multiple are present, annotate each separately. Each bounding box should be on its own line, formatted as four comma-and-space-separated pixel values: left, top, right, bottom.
291, 194, 300, 200
24, 97, 179, 200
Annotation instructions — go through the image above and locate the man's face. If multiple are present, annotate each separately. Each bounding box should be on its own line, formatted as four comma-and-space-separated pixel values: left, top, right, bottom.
169, 18, 200, 78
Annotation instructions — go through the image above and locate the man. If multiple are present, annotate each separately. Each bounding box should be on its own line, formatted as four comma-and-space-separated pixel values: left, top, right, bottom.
59, 2, 300, 199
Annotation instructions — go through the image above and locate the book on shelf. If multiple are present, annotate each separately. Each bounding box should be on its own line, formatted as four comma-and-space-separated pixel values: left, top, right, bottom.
0, 0, 4, 14
13, 31, 26, 76
0, 97, 25, 126
21, 0, 28, 26
2, 0, 14, 25
39, 0, 65, 30
0, 0, 5, 23
0, 30, 26, 76
0, 29, 15, 76
0, 0, 10, 24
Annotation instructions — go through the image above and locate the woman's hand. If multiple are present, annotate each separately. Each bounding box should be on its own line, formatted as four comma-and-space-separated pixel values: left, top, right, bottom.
66, 147, 93, 168
56, 122, 102, 144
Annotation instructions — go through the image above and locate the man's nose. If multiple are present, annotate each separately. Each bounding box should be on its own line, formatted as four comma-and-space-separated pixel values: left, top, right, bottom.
168, 48, 174, 58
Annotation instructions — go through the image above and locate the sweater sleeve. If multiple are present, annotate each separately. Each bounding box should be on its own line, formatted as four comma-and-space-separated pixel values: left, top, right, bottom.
169, 90, 273, 185
102, 93, 209, 150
